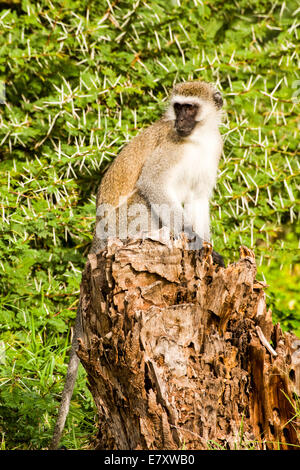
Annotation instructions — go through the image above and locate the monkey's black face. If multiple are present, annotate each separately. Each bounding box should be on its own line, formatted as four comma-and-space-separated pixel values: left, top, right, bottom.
174, 103, 199, 137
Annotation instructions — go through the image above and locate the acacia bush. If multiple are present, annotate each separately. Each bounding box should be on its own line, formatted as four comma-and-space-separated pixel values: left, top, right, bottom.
0, 0, 299, 449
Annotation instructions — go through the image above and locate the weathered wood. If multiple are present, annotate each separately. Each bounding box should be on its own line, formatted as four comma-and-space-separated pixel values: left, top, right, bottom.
77, 237, 300, 450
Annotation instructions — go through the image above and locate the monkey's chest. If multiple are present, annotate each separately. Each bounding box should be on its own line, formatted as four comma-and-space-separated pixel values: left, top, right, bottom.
171, 144, 217, 202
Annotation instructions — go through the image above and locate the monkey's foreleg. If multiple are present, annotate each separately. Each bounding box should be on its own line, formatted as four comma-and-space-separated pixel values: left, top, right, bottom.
183, 224, 203, 251
49, 303, 82, 450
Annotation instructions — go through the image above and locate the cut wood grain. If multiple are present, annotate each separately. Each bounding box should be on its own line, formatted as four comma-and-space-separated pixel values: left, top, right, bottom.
77, 237, 300, 450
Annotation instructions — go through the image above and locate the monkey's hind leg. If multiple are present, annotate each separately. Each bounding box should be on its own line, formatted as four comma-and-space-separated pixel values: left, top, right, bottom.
49, 302, 82, 450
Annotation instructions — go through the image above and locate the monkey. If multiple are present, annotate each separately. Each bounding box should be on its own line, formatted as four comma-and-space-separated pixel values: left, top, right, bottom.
91, 80, 224, 255
50, 80, 224, 449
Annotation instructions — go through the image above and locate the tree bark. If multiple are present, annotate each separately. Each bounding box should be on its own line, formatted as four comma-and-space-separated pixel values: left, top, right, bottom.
77, 237, 300, 450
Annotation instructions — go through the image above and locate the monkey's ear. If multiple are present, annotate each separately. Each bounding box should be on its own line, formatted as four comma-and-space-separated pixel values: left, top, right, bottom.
213, 90, 223, 109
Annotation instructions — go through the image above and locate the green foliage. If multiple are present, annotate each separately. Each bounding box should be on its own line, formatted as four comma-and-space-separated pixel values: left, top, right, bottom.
0, 0, 299, 449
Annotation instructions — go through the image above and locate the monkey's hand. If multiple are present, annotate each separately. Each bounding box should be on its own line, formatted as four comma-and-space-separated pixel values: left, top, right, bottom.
182, 225, 203, 251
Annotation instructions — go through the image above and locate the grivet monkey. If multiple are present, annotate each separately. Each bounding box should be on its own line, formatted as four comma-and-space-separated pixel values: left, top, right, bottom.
50, 80, 224, 449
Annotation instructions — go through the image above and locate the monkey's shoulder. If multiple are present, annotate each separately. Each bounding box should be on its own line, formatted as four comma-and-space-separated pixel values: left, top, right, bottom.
137, 118, 173, 145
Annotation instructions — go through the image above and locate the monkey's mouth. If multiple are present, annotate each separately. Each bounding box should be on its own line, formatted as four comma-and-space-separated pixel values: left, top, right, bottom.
175, 121, 197, 137
176, 128, 194, 137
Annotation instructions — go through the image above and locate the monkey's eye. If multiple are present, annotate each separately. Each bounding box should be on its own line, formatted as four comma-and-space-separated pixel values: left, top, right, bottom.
173, 102, 198, 115
184, 104, 198, 115
186, 104, 197, 110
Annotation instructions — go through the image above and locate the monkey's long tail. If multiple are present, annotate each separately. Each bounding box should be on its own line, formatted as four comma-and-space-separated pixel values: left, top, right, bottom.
49, 304, 82, 450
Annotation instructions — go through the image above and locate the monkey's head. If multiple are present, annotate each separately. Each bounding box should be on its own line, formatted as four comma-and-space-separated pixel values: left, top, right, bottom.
166, 81, 223, 138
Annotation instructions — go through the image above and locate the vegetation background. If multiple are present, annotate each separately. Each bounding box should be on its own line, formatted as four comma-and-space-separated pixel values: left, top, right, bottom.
0, 0, 299, 450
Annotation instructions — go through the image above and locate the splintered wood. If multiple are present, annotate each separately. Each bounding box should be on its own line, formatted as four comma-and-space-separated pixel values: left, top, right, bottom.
77, 238, 300, 450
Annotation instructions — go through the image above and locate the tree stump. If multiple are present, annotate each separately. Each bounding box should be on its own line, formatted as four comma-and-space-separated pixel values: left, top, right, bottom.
77, 237, 300, 450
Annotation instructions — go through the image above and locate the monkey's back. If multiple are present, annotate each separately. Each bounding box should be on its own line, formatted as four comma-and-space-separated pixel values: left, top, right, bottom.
90, 118, 172, 253
96, 118, 170, 207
